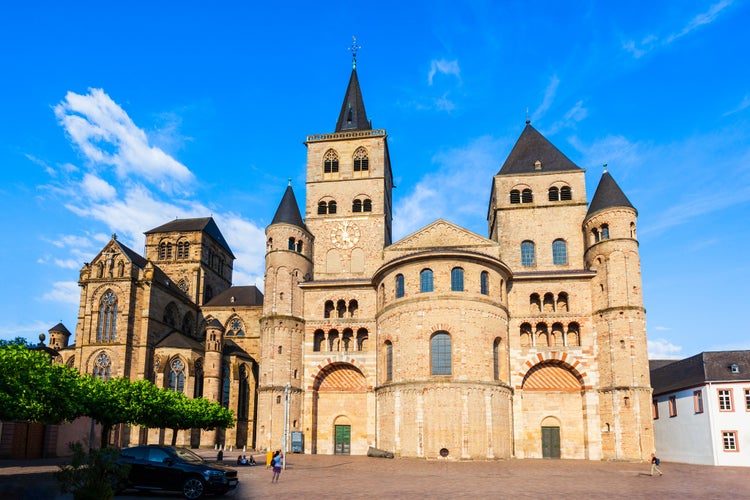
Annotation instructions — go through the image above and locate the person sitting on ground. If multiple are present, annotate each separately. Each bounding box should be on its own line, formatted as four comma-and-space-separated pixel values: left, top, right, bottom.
236, 455, 243, 465
248, 454, 256, 465
240, 455, 248, 465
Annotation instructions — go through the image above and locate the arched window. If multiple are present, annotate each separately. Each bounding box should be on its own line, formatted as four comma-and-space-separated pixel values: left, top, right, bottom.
521, 241, 535, 267
557, 292, 569, 312
451, 267, 464, 291
97, 290, 118, 342
353, 147, 369, 171
177, 241, 190, 259
328, 201, 337, 214
324, 300, 334, 318
324, 149, 339, 173
336, 300, 346, 318
567, 322, 580, 346
420, 269, 434, 293
168, 358, 185, 393
318, 201, 327, 215
630, 222, 636, 238
93, 351, 111, 380
510, 190, 521, 204
357, 328, 368, 351
363, 199, 372, 212
314, 329, 325, 352
521, 189, 533, 203
480, 271, 489, 295
348, 300, 358, 317
601, 224, 610, 240
238, 365, 249, 420
288, 237, 295, 250
551, 323, 565, 347
328, 329, 340, 351
530, 293, 541, 313
296, 240, 303, 252
552, 239, 567, 265
228, 317, 244, 337
353, 199, 362, 212
493, 338, 501, 380
342, 328, 353, 351
560, 186, 572, 200
181, 312, 194, 335
536, 323, 549, 347
163, 302, 178, 328
548, 187, 559, 201
385, 341, 393, 381
431, 331, 452, 375
395, 274, 405, 298
193, 359, 204, 398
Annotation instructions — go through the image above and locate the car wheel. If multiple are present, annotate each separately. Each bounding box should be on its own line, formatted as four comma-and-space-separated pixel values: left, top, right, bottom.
182, 476, 205, 499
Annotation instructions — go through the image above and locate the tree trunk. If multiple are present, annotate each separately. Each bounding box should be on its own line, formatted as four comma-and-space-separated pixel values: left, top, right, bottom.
171, 428, 178, 446
100, 424, 112, 449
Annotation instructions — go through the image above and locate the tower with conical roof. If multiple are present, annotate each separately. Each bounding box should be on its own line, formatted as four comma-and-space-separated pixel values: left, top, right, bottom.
584, 168, 652, 460
257, 183, 312, 451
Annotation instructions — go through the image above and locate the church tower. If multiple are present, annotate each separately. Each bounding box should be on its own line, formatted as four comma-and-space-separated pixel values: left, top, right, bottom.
303, 54, 393, 278
257, 184, 312, 451
584, 169, 653, 460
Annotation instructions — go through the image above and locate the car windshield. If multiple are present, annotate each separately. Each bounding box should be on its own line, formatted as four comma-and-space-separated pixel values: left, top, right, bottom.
174, 448, 205, 463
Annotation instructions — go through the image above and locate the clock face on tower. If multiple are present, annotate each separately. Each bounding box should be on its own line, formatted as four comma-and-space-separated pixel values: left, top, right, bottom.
330, 221, 361, 249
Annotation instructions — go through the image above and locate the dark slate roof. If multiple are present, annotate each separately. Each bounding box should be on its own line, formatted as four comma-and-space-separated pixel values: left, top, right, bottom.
335, 69, 371, 132
145, 217, 234, 258
497, 122, 581, 175
204, 286, 264, 307
207, 318, 224, 330
48, 322, 71, 336
271, 185, 306, 230
650, 351, 750, 396
586, 171, 637, 218
223, 338, 253, 360
155, 331, 204, 350
114, 239, 148, 269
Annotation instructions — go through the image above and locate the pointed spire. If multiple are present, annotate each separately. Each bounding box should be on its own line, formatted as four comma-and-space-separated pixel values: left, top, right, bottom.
335, 40, 371, 132
497, 122, 580, 175
271, 183, 306, 230
586, 169, 637, 218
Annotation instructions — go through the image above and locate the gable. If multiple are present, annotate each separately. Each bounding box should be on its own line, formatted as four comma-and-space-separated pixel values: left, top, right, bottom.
387, 219, 498, 254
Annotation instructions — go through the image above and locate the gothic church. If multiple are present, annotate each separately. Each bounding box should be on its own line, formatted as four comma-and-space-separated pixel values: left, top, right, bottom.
46, 60, 654, 461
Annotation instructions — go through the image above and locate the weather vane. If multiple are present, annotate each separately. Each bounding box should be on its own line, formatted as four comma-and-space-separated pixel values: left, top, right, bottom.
348, 36, 361, 69
603, 163, 608, 172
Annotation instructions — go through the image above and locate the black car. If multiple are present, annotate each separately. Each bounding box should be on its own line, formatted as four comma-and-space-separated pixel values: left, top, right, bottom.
117, 445, 239, 499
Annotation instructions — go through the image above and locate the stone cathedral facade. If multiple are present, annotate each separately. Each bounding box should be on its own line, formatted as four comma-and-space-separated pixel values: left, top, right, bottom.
47, 63, 654, 461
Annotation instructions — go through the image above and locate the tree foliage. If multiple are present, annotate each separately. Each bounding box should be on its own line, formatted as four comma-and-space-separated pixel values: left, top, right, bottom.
0, 344, 85, 423
0, 343, 235, 444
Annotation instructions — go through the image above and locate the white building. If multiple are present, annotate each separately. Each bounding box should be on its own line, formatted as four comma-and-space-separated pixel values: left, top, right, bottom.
650, 351, 750, 466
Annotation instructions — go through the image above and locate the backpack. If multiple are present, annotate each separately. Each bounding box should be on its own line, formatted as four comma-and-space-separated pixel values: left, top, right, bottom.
655, 458, 660, 466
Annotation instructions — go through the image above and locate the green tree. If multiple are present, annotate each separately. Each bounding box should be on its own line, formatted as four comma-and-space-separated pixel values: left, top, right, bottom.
0, 344, 85, 423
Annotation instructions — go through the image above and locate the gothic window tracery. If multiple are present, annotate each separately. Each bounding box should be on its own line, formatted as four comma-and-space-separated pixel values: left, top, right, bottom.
324, 149, 339, 173
353, 147, 369, 171
168, 358, 185, 393
93, 351, 111, 380
97, 290, 117, 342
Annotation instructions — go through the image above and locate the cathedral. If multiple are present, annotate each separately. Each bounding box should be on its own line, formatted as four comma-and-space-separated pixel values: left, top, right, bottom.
44, 60, 654, 461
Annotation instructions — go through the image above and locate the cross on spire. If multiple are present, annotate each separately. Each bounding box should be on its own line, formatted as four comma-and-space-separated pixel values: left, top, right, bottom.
348, 36, 361, 69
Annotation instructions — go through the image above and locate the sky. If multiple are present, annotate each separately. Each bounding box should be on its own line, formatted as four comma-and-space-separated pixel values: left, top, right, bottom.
1, 1, 749, 359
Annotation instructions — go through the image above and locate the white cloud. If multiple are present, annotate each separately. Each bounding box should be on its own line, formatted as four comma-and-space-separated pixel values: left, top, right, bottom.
648, 338, 683, 359
623, 1, 733, 58
54, 88, 194, 194
427, 59, 461, 86
435, 93, 456, 112
543, 100, 588, 135
393, 135, 507, 240
41, 281, 80, 305
568, 134, 645, 171
214, 213, 267, 290
81, 173, 116, 200
531, 75, 560, 122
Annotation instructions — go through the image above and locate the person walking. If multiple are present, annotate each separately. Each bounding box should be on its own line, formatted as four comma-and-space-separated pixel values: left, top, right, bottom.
271, 450, 283, 483
650, 453, 663, 476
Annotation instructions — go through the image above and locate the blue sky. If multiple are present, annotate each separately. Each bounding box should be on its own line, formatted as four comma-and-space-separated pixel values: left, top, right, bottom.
1, 1, 749, 359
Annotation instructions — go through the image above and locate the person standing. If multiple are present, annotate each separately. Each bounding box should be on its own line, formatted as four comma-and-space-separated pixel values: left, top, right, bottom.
271, 450, 283, 483
650, 453, 663, 476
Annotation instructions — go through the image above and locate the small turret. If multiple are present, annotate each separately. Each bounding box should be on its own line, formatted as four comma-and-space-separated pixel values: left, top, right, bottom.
47, 322, 72, 350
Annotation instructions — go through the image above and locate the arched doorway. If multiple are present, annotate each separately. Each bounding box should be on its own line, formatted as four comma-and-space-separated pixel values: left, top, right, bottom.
312, 363, 368, 455
541, 416, 561, 459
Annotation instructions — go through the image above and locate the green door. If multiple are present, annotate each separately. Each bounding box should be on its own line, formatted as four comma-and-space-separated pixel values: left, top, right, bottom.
334, 425, 351, 455
541, 426, 561, 459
